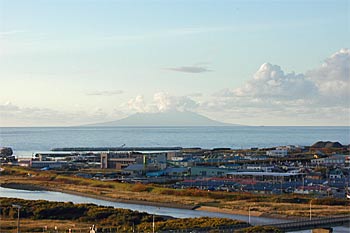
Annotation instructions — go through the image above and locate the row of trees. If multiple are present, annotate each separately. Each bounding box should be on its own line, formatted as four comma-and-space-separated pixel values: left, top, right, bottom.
0, 198, 152, 227
0, 197, 246, 231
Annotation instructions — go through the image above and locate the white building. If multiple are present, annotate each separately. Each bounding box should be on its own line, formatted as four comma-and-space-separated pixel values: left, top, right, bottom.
311, 154, 347, 166
266, 149, 288, 157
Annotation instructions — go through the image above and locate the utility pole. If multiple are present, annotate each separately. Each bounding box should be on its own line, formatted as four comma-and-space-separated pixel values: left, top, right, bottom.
309, 199, 312, 220
248, 204, 254, 224
12, 204, 21, 233
248, 206, 251, 224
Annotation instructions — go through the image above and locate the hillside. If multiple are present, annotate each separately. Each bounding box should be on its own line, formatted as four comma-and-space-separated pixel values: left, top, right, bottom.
86, 111, 236, 127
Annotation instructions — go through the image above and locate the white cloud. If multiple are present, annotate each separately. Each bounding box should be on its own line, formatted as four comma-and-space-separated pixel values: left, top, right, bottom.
231, 63, 317, 100
307, 48, 350, 105
212, 49, 349, 106
127, 92, 199, 113
86, 90, 123, 96
128, 95, 148, 112
202, 48, 350, 125
153, 92, 199, 112
166, 65, 212, 73
0, 102, 124, 127
0, 102, 20, 111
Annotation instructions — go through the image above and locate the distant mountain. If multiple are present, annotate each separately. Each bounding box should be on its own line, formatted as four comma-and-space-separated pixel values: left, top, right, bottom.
85, 111, 237, 127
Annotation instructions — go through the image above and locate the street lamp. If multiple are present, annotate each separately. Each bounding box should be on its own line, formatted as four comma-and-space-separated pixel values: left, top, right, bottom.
153, 207, 160, 233
248, 204, 253, 224
12, 204, 21, 233
309, 199, 313, 220
248, 202, 257, 225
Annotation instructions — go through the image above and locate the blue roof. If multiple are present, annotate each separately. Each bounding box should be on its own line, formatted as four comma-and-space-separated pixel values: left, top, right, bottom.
165, 167, 188, 173
124, 164, 145, 171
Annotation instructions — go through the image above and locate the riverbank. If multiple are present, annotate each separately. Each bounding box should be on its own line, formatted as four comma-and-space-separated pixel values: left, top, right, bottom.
0, 182, 198, 210
1, 166, 349, 220
0, 182, 299, 220
1, 182, 47, 191
0, 196, 251, 233
47, 185, 199, 210
196, 206, 306, 220
197, 206, 262, 217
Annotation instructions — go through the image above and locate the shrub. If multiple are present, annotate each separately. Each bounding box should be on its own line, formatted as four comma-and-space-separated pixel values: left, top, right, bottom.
313, 197, 348, 206
237, 226, 282, 233
131, 183, 153, 192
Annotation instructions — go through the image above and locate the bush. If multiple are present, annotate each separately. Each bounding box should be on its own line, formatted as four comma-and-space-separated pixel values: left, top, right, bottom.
237, 226, 282, 233
138, 217, 245, 231
131, 183, 153, 192
313, 197, 348, 206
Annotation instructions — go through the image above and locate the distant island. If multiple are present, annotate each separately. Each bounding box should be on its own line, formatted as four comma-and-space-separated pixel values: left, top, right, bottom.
85, 111, 238, 127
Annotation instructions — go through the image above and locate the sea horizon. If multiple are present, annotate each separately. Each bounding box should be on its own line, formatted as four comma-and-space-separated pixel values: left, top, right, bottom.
1, 125, 349, 128
1, 126, 349, 156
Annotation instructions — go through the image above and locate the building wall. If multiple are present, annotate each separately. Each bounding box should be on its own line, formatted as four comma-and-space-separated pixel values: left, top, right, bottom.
30, 161, 66, 169
266, 149, 288, 157
190, 166, 235, 177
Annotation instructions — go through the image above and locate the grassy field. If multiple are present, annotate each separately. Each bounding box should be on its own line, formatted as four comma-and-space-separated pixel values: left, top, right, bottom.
1, 166, 349, 219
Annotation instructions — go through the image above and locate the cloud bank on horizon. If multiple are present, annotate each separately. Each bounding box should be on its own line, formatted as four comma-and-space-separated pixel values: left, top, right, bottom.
117, 48, 350, 126
1, 48, 349, 126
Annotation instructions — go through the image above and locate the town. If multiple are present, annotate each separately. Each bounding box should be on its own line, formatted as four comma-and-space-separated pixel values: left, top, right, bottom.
1, 141, 349, 199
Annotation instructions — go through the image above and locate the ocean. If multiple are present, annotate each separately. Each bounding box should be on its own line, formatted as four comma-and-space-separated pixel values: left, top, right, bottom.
1, 126, 350, 232
0, 126, 349, 156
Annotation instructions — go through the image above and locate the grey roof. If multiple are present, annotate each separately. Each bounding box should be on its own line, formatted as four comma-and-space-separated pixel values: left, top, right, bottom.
124, 164, 145, 171
165, 167, 188, 173
226, 171, 302, 177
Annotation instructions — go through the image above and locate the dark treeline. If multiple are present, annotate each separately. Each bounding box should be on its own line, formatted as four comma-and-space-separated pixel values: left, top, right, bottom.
0, 197, 155, 228
0, 198, 246, 232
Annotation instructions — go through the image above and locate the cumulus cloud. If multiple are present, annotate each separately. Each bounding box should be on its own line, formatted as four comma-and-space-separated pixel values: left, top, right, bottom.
307, 48, 350, 105
128, 95, 148, 112
0, 102, 71, 126
127, 92, 200, 113
213, 49, 349, 105
230, 63, 317, 100
86, 90, 123, 96
153, 92, 199, 112
0, 102, 20, 111
166, 65, 212, 73
202, 48, 350, 125
212, 88, 236, 98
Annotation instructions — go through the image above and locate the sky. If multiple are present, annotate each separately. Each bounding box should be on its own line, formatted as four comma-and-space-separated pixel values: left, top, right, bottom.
0, 0, 349, 126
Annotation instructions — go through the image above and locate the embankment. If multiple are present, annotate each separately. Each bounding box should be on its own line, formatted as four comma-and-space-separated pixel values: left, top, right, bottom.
1, 182, 199, 210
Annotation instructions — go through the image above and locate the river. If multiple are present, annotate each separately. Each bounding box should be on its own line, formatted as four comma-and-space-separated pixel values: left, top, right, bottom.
0, 187, 348, 232
0, 187, 285, 225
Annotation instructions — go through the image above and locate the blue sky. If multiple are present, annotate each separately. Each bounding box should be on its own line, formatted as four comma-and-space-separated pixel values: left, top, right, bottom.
0, 0, 349, 126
